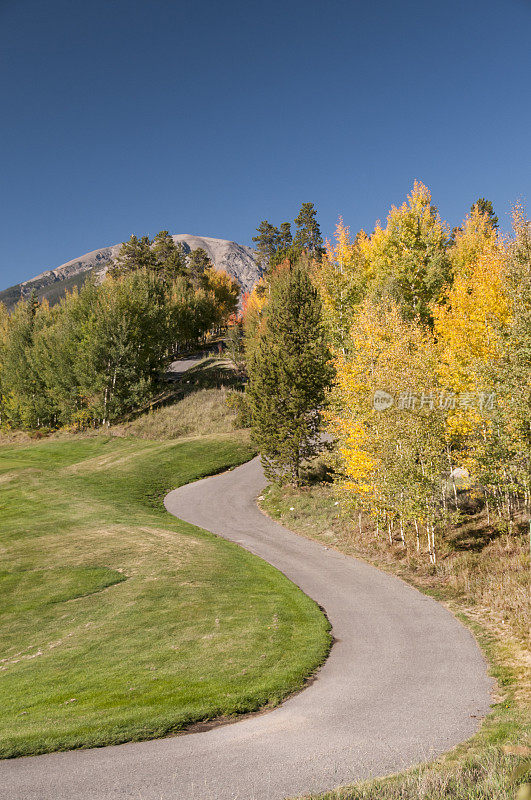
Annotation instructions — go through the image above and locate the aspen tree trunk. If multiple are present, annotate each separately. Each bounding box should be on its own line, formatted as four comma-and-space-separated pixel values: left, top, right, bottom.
414, 519, 420, 552
494, 486, 501, 518
426, 524, 432, 563
399, 514, 406, 548
425, 498, 436, 564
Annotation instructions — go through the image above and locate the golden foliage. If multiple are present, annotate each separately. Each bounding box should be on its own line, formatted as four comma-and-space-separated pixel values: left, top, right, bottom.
313, 185, 529, 561
328, 299, 444, 531
312, 219, 369, 349
433, 208, 511, 447
355, 181, 450, 323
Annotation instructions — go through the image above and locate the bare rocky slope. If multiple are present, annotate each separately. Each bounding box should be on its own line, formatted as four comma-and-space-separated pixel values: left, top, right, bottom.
0, 235, 261, 310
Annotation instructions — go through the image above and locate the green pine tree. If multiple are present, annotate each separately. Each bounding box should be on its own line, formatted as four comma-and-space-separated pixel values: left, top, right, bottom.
246, 258, 332, 484
471, 198, 499, 229
152, 231, 187, 282
293, 202, 323, 257
110, 234, 155, 277
277, 222, 293, 250
187, 248, 212, 287
252, 220, 280, 269
269, 222, 297, 268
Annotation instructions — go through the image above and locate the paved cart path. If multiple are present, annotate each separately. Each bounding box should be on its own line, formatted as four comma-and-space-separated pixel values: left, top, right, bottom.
0, 457, 492, 800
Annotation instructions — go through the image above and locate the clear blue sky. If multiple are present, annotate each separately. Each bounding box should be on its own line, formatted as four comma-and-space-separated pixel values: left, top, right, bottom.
1, 0, 530, 288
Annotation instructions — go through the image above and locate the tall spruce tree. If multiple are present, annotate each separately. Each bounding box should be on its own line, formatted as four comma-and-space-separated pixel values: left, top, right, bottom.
111, 231, 187, 283
471, 198, 499, 229
187, 247, 212, 286
269, 221, 296, 269
110, 234, 155, 276
152, 231, 187, 282
246, 258, 332, 484
293, 202, 323, 256
252, 220, 280, 269
277, 221, 293, 250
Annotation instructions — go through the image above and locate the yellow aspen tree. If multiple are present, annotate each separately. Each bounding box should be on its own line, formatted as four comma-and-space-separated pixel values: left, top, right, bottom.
201, 267, 240, 324
243, 278, 268, 331
432, 207, 511, 473
242, 277, 270, 365
328, 299, 445, 559
357, 181, 451, 325
312, 219, 369, 351
475, 203, 531, 520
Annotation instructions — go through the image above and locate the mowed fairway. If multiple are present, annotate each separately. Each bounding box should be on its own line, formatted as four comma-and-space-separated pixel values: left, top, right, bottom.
0, 434, 330, 758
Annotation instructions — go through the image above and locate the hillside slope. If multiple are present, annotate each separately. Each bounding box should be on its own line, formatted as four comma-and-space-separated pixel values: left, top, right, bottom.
0, 235, 261, 310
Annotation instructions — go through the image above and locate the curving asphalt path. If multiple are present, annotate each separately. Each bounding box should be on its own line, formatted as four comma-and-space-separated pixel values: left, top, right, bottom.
1, 457, 492, 800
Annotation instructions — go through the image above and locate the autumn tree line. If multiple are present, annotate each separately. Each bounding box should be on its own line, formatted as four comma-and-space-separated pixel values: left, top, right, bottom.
0, 231, 239, 428
243, 187, 530, 562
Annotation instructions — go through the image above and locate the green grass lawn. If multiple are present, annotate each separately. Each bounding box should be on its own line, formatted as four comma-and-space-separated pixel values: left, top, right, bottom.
0, 433, 330, 758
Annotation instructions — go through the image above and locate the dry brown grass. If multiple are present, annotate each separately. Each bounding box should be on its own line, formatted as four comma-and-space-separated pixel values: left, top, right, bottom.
0, 428, 71, 446
296, 748, 529, 800
111, 388, 239, 440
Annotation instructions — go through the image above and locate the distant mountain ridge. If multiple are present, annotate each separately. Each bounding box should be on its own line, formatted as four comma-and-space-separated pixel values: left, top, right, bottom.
0, 235, 262, 310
